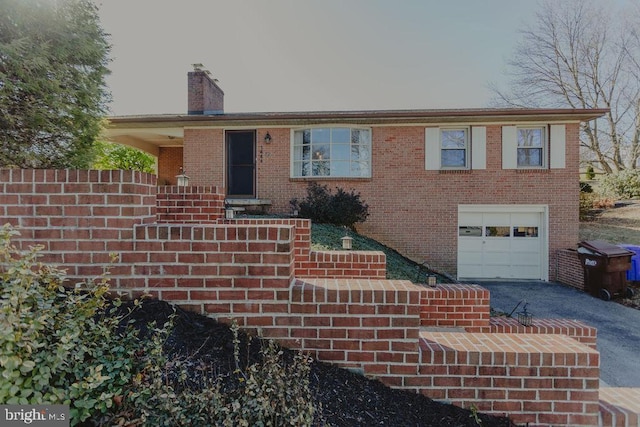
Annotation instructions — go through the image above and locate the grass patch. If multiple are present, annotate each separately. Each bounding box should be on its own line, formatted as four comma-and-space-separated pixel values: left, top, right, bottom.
310, 223, 454, 284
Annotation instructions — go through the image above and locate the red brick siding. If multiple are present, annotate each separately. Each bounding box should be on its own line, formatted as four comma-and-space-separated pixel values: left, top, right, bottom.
420, 284, 491, 332
0, 171, 603, 425
157, 147, 183, 185
286, 278, 423, 384
183, 128, 224, 188
557, 249, 585, 290
182, 123, 580, 279
419, 331, 600, 426
156, 185, 225, 223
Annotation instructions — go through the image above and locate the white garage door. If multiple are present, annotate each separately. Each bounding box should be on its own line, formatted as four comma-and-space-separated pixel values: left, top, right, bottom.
458, 206, 547, 280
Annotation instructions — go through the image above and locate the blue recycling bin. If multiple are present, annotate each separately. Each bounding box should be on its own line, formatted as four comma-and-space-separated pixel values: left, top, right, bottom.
621, 244, 640, 282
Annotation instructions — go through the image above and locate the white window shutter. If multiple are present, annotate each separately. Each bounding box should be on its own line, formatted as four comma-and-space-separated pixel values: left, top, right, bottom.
502, 126, 517, 169
471, 126, 486, 170
550, 124, 566, 169
425, 127, 440, 170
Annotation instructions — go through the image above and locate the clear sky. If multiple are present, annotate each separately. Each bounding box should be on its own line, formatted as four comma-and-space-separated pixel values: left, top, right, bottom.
95, 1, 567, 115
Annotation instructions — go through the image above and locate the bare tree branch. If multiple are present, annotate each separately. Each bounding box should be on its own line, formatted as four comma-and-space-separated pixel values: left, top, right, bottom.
490, 0, 639, 172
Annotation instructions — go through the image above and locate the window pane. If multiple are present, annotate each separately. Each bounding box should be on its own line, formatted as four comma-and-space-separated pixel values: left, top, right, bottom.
291, 128, 371, 178
486, 226, 510, 237
513, 226, 538, 237
441, 129, 466, 148
352, 144, 370, 161
351, 160, 371, 176
312, 161, 330, 176
459, 226, 482, 237
293, 145, 310, 161
312, 144, 330, 160
442, 149, 466, 167
352, 129, 371, 145
517, 148, 542, 166
332, 161, 350, 176
293, 161, 309, 177
333, 144, 350, 160
518, 128, 543, 147
332, 128, 350, 143
312, 128, 330, 143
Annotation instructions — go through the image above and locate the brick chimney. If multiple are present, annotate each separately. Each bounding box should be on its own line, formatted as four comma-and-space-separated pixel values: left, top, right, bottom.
187, 64, 224, 115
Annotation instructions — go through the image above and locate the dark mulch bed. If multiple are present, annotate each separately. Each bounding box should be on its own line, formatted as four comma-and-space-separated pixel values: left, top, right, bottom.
117, 299, 516, 427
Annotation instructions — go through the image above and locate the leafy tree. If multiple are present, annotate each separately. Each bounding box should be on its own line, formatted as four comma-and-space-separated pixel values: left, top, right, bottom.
0, 0, 111, 168
491, 0, 640, 173
93, 141, 156, 174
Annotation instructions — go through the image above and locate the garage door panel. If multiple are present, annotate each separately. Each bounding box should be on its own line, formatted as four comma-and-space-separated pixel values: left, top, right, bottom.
483, 251, 511, 264
458, 264, 483, 278
459, 238, 484, 251
511, 265, 541, 279
511, 239, 539, 251
484, 238, 510, 251
484, 213, 511, 225
459, 213, 483, 226
458, 208, 544, 280
486, 265, 512, 278
511, 252, 539, 266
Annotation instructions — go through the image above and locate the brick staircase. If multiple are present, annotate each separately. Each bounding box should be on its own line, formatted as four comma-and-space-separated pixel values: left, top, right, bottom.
2, 174, 639, 426
416, 283, 640, 426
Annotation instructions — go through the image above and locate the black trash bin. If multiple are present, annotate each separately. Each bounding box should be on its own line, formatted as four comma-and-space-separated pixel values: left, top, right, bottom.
577, 240, 635, 301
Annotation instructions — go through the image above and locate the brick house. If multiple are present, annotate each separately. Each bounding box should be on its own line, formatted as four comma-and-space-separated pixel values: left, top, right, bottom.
106, 67, 606, 281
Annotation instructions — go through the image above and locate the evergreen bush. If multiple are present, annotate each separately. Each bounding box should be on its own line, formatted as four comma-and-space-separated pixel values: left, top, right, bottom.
291, 182, 370, 230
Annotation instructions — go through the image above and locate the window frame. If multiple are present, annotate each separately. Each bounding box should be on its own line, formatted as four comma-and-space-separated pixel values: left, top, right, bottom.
516, 126, 547, 169
440, 127, 470, 170
290, 126, 372, 178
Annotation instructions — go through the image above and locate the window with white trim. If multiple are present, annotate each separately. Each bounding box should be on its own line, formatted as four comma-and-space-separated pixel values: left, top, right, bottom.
425, 126, 486, 171
517, 127, 546, 168
292, 127, 371, 178
441, 128, 469, 169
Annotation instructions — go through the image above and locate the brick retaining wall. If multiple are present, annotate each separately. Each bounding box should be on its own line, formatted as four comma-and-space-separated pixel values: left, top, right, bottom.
0, 169, 607, 426
420, 284, 491, 332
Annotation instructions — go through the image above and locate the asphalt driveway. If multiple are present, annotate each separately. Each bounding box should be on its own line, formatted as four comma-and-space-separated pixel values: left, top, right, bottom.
469, 280, 640, 387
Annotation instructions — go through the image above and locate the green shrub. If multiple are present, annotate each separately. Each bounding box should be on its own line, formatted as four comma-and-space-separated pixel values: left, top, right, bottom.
291, 182, 369, 229
599, 169, 640, 199
585, 165, 596, 180
580, 182, 593, 193
119, 321, 314, 426
0, 224, 141, 424
579, 192, 595, 221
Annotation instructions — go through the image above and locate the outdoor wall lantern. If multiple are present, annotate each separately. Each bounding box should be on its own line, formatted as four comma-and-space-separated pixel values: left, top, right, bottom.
176, 167, 190, 187
264, 132, 272, 144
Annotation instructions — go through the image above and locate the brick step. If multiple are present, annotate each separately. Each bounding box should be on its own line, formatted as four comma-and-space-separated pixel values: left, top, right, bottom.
490, 316, 597, 349
599, 387, 640, 427
417, 331, 600, 426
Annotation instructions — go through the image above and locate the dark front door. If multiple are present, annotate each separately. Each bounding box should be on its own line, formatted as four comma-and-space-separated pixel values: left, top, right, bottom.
226, 130, 256, 197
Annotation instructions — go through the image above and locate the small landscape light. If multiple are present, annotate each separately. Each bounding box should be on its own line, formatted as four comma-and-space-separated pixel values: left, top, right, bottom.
341, 235, 353, 250
517, 302, 533, 327
428, 275, 437, 287
224, 202, 234, 219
